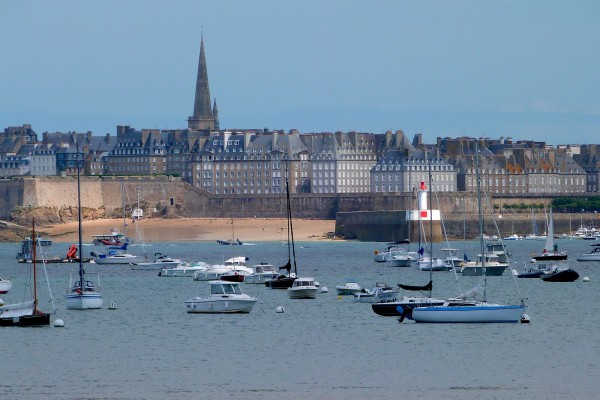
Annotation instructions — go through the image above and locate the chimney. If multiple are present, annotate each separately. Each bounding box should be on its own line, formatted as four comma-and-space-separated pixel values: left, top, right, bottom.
272, 131, 279, 149
385, 130, 392, 147
244, 131, 252, 148
395, 130, 404, 148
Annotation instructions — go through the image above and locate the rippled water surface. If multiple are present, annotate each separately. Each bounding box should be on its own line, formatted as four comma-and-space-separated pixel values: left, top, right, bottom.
1, 238, 600, 399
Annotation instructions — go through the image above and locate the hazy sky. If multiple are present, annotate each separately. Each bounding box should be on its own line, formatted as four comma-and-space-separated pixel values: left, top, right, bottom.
2, 1, 599, 144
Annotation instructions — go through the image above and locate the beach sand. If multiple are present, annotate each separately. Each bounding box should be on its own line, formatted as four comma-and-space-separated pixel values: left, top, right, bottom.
42, 217, 337, 243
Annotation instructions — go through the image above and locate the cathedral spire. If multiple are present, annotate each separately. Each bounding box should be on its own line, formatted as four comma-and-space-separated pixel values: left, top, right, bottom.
188, 35, 216, 130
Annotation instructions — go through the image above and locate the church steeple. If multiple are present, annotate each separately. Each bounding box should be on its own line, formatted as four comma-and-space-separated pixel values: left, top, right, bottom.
213, 98, 219, 130
188, 36, 217, 130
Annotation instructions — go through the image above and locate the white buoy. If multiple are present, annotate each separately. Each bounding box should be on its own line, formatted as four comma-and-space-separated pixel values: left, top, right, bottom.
321, 286, 328, 293
583, 276, 590, 282
520, 314, 531, 324
108, 302, 117, 310
54, 319, 65, 327
512, 269, 519, 276
0, 298, 3, 306
275, 306, 285, 313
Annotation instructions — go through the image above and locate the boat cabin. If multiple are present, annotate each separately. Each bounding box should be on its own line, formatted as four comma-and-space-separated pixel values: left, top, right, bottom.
252, 263, 276, 274
210, 281, 243, 295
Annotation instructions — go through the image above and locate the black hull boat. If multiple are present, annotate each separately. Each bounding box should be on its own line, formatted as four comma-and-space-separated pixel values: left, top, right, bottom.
265, 275, 296, 289
217, 239, 243, 246
532, 253, 568, 261
0, 312, 50, 327
541, 269, 579, 282
518, 270, 545, 278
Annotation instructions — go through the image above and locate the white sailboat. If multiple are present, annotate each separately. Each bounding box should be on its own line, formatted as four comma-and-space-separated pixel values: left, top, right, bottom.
411, 143, 526, 323
66, 141, 103, 310
532, 206, 567, 261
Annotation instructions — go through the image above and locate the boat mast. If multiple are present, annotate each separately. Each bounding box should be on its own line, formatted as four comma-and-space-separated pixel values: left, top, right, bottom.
285, 159, 297, 277
121, 179, 126, 238
77, 140, 84, 285
427, 152, 433, 298
474, 141, 487, 302
32, 220, 38, 314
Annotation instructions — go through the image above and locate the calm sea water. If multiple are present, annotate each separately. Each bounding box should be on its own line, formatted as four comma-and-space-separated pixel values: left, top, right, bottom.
1, 238, 599, 400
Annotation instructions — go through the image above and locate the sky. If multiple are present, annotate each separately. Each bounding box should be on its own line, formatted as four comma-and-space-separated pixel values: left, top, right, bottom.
1, 1, 599, 145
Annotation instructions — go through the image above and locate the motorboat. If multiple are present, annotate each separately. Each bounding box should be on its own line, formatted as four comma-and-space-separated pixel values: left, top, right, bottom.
461, 253, 508, 276
185, 281, 257, 313
0, 276, 12, 294
91, 243, 144, 265
576, 244, 600, 261
244, 263, 279, 284
485, 241, 510, 263
516, 261, 552, 278
335, 279, 362, 295
503, 234, 522, 240
353, 283, 398, 303
385, 248, 416, 267
287, 277, 319, 299
91, 228, 128, 246
131, 253, 183, 270
540, 266, 579, 282
158, 261, 210, 277
418, 256, 452, 271
439, 248, 464, 269
373, 242, 409, 263
217, 238, 243, 245
193, 257, 252, 281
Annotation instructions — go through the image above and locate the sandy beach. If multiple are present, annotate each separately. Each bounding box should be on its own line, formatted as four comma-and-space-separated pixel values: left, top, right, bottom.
42, 217, 337, 243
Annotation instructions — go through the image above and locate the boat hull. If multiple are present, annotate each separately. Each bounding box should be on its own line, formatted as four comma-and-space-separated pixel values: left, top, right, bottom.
245, 274, 279, 284
288, 287, 318, 299
461, 266, 507, 276
185, 298, 257, 313
265, 276, 296, 289
412, 304, 525, 323
541, 269, 579, 282
0, 313, 50, 326
576, 254, 600, 261
65, 293, 103, 310
94, 255, 145, 265
532, 254, 568, 261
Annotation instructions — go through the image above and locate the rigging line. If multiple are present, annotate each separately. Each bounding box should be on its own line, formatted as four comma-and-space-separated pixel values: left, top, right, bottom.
37, 232, 56, 313
481, 179, 524, 300
433, 178, 463, 294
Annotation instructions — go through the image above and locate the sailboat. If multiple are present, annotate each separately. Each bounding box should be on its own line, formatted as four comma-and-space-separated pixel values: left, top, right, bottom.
1, 221, 53, 326
532, 206, 567, 261
265, 164, 298, 290
66, 141, 103, 310
411, 143, 526, 323
376, 161, 444, 320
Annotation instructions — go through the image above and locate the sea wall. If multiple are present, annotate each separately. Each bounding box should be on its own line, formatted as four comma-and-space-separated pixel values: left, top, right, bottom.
1, 177, 599, 242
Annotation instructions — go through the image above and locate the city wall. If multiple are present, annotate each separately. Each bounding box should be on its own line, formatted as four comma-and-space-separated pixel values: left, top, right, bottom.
1, 177, 598, 242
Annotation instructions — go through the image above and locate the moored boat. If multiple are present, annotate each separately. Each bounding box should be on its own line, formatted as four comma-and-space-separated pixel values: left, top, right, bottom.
287, 277, 319, 299
576, 244, 600, 261
185, 280, 257, 313
335, 279, 362, 295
